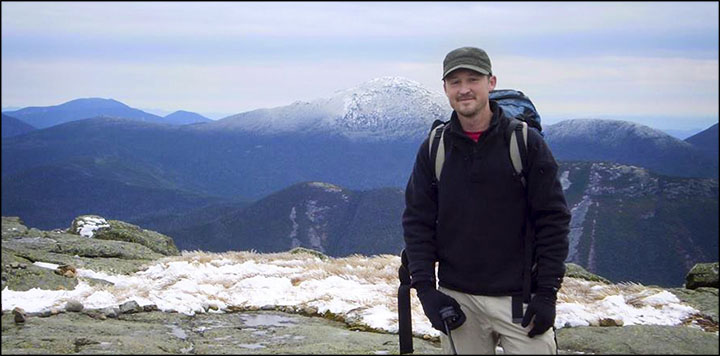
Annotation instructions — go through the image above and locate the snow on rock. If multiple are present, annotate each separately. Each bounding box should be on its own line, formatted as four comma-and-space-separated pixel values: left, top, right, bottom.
2, 252, 702, 339
308, 182, 343, 193
560, 170, 571, 191
72, 215, 110, 238
308, 182, 349, 201
288, 207, 301, 248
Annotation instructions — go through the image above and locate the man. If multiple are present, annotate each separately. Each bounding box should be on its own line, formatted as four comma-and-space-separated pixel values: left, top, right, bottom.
402, 46, 570, 354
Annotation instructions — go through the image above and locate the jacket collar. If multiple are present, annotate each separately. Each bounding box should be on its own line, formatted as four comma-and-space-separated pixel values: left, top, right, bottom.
447, 100, 503, 139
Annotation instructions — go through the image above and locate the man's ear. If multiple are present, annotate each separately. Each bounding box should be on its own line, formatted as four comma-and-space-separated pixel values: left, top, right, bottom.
443, 80, 448, 94
489, 75, 497, 91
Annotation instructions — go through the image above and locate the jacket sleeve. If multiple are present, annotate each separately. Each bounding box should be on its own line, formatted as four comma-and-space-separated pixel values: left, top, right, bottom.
525, 129, 571, 291
402, 137, 439, 288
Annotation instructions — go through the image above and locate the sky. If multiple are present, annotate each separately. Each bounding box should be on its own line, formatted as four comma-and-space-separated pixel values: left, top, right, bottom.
1, 2, 718, 130
1, 250, 704, 343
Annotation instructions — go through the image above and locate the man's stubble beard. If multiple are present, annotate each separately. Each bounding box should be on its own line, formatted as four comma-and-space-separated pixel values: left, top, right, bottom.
454, 100, 485, 119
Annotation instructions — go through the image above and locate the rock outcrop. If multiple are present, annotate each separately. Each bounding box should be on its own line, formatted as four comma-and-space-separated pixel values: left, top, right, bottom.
686, 262, 719, 290
1, 215, 177, 291
565, 262, 611, 284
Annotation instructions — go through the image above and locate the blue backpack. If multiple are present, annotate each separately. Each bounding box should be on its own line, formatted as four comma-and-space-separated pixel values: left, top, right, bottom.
428, 89, 542, 187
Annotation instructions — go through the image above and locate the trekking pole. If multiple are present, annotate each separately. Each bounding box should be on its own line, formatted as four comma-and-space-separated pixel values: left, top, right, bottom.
439, 306, 458, 355
398, 250, 413, 354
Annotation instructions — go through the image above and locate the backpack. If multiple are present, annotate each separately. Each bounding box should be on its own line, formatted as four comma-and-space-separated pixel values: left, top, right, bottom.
428, 89, 542, 187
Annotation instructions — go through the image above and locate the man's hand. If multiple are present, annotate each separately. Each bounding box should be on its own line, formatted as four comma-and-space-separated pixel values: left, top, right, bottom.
521, 287, 557, 337
415, 282, 466, 333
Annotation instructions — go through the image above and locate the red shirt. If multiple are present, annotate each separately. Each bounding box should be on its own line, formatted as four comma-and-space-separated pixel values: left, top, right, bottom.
464, 130, 484, 142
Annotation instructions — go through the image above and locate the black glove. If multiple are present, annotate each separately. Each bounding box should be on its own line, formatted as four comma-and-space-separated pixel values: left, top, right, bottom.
415, 281, 466, 334
521, 287, 557, 338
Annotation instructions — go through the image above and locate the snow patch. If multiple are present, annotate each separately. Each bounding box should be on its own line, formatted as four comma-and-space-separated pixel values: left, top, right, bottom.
289, 207, 300, 248
75, 216, 110, 238
308, 182, 342, 193
2, 253, 701, 339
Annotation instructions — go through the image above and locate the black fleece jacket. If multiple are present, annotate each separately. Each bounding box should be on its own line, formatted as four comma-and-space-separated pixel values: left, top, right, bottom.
402, 101, 570, 296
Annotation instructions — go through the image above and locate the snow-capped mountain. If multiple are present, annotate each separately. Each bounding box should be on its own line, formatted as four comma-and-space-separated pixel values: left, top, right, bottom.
207, 76, 451, 140
545, 119, 718, 178
546, 119, 692, 148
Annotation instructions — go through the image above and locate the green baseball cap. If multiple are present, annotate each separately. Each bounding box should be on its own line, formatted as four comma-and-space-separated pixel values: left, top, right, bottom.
442, 46, 492, 79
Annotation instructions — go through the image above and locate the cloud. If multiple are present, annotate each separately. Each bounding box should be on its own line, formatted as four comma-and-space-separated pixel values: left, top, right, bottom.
494, 55, 719, 121
1, 2, 717, 128
0, 58, 440, 114
3, 2, 716, 39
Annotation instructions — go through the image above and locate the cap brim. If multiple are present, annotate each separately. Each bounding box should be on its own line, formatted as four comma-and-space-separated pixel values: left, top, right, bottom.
442, 64, 490, 79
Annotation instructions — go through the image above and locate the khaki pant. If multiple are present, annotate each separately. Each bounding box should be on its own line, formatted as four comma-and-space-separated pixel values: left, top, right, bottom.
438, 286, 557, 355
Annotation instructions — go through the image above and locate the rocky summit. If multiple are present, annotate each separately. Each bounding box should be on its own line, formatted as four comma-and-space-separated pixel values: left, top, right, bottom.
1, 216, 718, 354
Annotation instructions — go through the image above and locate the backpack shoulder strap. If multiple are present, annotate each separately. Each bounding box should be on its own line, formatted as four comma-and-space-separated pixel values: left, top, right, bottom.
507, 118, 529, 187
429, 121, 447, 182
506, 117, 534, 313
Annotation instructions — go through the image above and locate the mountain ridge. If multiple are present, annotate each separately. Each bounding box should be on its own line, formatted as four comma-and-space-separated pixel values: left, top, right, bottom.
685, 123, 719, 162
1, 113, 36, 138
163, 110, 212, 125
545, 119, 718, 179
4, 98, 213, 128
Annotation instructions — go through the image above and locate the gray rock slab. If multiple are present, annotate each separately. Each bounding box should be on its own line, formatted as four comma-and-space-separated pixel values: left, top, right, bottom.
1, 250, 78, 291
1, 310, 442, 354
1, 217, 28, 239
556, 325, 719, 354
686, 263, 719, 289
669, 287, 719, 323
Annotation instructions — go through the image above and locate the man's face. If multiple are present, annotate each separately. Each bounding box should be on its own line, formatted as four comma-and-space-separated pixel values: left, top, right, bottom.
443, 69, 496, 118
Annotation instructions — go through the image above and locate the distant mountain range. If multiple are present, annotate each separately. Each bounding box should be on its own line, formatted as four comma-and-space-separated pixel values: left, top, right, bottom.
2, 113, 36, 138
3, 98, 211, 129
1, 77, 717, 287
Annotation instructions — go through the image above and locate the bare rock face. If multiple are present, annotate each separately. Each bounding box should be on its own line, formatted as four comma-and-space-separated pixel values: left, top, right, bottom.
598, 318, 624, 327
2, 217, 28, 238
119, 301, 143, 314
2, 215, 179, 292
54, 265, 77, 278
65, 300, 84, 313
94, 220, 180, 256
69, 215, 180, 256
685, 263, 719, 290
0, 310, 443, 354
13, 307, 26, 324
